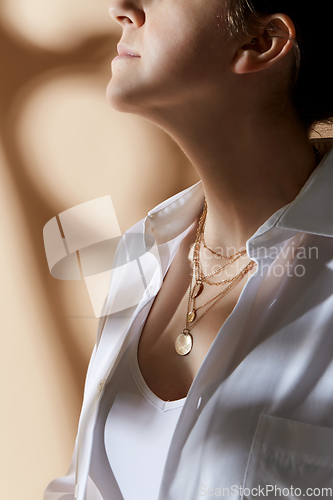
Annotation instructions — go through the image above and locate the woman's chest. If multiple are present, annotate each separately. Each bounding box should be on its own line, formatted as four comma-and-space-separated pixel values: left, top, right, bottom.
136, 256, 252, 401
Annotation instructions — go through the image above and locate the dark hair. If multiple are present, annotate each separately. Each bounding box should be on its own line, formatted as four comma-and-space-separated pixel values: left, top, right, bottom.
227, 0, 333, 131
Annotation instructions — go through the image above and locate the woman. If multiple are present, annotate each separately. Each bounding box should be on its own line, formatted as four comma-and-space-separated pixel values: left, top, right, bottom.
45, 1, 333, 499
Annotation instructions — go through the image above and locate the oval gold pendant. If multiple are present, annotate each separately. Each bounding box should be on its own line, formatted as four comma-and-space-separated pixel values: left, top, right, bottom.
187, 310, 196, 323
192, 281, 204, 299
175, 330, 193, 356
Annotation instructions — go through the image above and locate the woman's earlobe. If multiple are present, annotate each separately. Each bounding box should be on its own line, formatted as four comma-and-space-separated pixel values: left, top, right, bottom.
231, 13, 296, 75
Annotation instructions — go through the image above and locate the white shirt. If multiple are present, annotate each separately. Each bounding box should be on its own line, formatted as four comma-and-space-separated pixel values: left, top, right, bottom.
89, 322, 185, 500
45, 147, 333, 500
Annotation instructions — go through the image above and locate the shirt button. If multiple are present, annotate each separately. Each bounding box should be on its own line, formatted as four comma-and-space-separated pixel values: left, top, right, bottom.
196, 396, 202, 410
97, 379, 106, 394
74, 484, 79, 499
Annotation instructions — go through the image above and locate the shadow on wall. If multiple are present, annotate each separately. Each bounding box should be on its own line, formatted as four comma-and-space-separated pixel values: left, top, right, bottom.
0, 24, 118, 397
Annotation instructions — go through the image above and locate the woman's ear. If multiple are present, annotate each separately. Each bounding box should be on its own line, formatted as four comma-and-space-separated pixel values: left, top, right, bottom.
231, 14, 296, 74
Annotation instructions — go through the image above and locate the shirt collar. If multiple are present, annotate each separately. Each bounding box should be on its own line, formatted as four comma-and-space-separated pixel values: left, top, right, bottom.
144, 148, 333, 258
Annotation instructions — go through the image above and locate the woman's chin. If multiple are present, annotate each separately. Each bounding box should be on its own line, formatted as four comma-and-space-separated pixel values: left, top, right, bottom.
106, 80, 142, 114
106, 83, 129, 112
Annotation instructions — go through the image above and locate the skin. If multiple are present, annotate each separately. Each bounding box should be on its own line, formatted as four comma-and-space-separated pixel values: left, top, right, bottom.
107, 0, 318, 400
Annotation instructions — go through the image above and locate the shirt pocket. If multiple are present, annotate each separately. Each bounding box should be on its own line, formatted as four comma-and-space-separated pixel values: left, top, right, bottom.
242, 414, 333, 499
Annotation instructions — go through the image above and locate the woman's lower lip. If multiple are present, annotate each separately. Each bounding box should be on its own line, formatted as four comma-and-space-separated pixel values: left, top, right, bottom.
113, 55, 141, 61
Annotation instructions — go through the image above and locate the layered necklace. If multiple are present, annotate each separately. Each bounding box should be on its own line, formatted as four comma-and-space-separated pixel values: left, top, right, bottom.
175, 200, 257, 356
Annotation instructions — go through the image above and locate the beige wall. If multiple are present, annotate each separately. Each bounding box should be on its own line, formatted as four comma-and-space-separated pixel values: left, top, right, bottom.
0, 3, 332, 500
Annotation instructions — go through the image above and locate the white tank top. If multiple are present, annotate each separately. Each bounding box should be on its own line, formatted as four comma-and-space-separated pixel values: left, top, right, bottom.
92, 323, 186, 500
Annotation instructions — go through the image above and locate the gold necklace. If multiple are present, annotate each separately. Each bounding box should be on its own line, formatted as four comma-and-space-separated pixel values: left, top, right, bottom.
174, 201, 257, 356
202, 231, 246, 260
187, 230, 255, 323
194, 231, 247, 285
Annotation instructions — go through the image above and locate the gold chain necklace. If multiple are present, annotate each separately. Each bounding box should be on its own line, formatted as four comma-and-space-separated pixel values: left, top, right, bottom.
175, 201, 257, 356
194, 231, 247, 285
202, 231, 246, 260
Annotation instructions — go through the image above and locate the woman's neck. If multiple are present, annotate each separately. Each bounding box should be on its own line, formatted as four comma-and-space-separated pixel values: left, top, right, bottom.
152, 102, 318, 254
